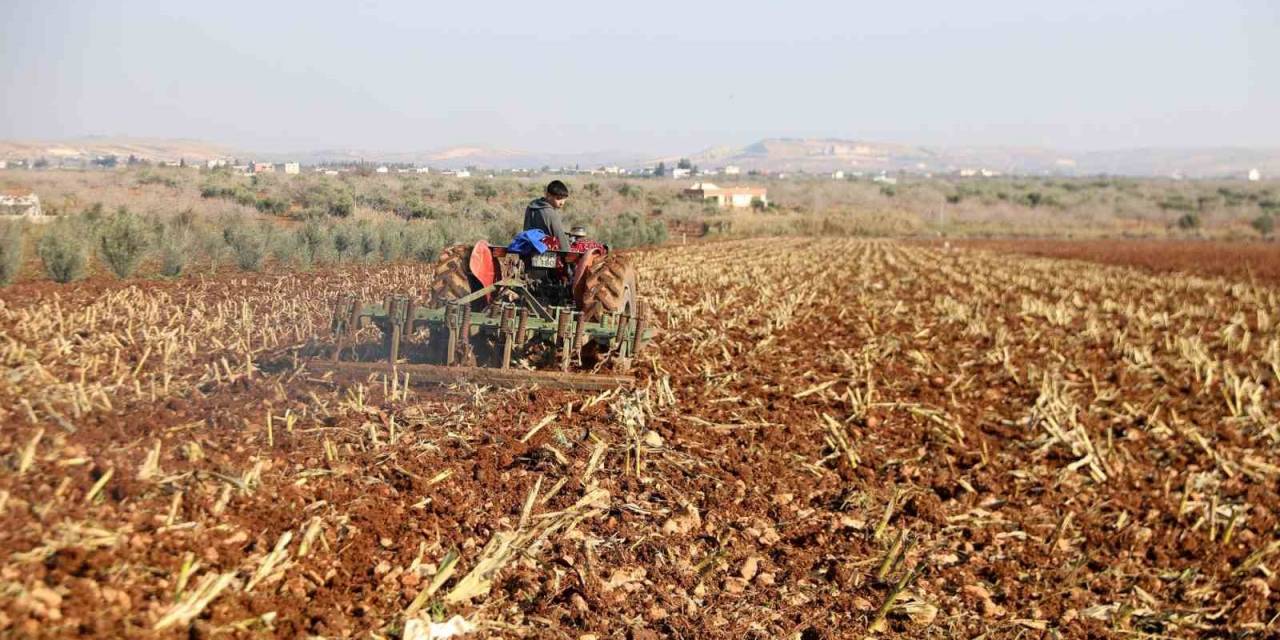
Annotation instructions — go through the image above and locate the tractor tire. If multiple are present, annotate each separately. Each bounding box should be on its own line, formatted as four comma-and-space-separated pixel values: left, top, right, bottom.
580, 253, 637, 322
429, 244, 474, 306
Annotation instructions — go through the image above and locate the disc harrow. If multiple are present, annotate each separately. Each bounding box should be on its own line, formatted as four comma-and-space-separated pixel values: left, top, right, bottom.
312, 240, 654, 390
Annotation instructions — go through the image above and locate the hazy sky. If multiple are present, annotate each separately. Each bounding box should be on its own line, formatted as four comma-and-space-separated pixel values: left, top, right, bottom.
1, 1, 1276, 154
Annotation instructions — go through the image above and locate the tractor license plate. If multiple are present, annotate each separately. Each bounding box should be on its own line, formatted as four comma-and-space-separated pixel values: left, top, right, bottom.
531, 253, 557, 269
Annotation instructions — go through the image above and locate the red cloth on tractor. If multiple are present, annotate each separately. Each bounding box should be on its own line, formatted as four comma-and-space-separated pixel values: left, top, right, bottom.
570, 239, 606, 253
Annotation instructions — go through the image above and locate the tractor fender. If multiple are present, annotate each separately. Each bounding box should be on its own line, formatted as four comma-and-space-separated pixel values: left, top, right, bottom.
469, 240, 495, 289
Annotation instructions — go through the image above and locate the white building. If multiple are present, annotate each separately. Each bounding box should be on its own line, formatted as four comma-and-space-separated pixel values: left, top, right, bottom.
375, 166, 389, 174
873, 173, 898, 185
0, 161, 7, 170
684, 183, 768, 209
284, 162, 301, 175
672, 167, 691, 179
1249, 168, 1262, 181
832, 170, 845, 180
0, 191, 44, 220
723, 165, 741, 176
415, 167, 431, 174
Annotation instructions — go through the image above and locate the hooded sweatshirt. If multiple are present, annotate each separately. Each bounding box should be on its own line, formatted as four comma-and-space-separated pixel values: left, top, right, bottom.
523, 197, 570, 250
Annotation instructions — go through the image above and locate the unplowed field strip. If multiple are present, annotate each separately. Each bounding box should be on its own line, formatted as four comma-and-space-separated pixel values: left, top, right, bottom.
1, 238, 1277, 637
947, 238, 1280, 286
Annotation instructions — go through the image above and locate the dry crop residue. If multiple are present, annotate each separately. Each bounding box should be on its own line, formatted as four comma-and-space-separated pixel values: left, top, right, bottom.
952, 238, 1280, 286
1, 238, 1277, 638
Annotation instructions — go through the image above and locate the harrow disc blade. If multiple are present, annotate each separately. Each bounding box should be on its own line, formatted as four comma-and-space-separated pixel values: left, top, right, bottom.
307, 360, 634, 391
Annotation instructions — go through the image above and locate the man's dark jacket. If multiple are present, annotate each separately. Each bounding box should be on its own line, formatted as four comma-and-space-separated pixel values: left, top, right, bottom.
523, 198, 569, 249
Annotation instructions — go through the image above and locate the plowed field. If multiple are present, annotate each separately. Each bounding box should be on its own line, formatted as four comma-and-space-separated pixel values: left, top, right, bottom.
2, 239, 1278, 638
954, 238, 1280, 286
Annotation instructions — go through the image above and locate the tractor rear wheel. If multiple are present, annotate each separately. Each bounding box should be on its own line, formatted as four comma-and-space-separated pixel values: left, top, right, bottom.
429, 244, 474, 306
580, 253, 637, 322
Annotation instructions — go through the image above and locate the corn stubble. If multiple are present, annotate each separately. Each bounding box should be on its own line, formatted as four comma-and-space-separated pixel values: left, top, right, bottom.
0, 238, 1277, 636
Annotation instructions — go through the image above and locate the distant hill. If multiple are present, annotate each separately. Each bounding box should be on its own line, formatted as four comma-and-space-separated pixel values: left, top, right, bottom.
0, 137, 237, 163
2, 136, 1277, 177
254, 146, 653, 170
681, 138, 1280, 178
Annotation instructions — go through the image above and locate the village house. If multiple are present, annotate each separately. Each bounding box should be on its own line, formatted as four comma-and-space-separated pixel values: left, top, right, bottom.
1249, 168, 1262, 181
672, 167, 692, 180
251, 162, 275, 174
284, 162, 301, 175
722, 165, 741, 176
0, 189, 45, 220
683, 182, 768, 209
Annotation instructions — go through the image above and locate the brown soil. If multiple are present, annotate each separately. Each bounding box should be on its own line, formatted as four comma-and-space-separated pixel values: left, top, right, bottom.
1, 239, 1277, 638
945, 238, 1280, 285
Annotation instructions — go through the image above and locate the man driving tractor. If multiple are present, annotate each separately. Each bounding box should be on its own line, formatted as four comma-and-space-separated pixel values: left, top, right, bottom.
524, 180, 571, 250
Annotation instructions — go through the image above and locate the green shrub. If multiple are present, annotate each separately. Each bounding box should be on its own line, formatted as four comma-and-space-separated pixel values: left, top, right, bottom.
1217, 187, 1247, 207
197, 224, 228, 272
255, 196, 288, 215
1176, 212, 1201, 230
38, 220, 89, 283
137, 171, 179, 188
485, 218, 522, 246
157, 224, 192, 277
616, 183, 640, 199
395, 195, 436, 220
296, 220, 331, 266
597, 212, 668, 249
406, 224, 445, 262
377, 222, 408, 262
270, 232, 300, 266
302, 183, 355, 218
329, 191, 355, 217
1160, 195, 1195, 212
81, 202, 106, 226
0, 221, 25, 285
98, 208, 151, 278
332, 224, 354, 261
1253, 214, 1275, 238
354, 222, 378, 263
223, 219, 267, 271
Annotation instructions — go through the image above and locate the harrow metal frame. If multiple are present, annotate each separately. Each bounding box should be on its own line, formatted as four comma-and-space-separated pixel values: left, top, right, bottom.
323, 276, 652, 389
